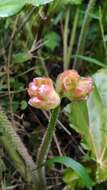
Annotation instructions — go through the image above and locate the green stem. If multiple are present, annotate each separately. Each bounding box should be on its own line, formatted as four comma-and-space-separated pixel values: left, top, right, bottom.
102, 0, 107, 25
99, 7, 107, 62
36, 106, 60, 190
73, 0, 96, 69
0, 107, 39, 190
63, 7, 70, 70
65, 7, 79, 70
48, 0, 61, 15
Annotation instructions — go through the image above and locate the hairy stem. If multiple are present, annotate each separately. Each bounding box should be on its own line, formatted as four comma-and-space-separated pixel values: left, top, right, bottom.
73, 0, 96, 69
36, 106, 60, 190
0, 107, 39, 190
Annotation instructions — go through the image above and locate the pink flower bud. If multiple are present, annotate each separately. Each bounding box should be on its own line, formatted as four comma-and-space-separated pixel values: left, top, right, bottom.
56, 70, 80, 95
72, 77, 93, 100
27, 77, 60, 110
56, 70, 93, 101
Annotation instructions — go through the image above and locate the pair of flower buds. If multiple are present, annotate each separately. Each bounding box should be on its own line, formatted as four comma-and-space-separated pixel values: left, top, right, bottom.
27, 70, 93, 110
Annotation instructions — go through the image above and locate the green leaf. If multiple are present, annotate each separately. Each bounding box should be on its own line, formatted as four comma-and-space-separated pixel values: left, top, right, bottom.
46, 156, 92, 188
0, 0, 54, 17
44, 32, 61, 51
64, 101, 93, 152
12, 52, 32, 64
73, 55, 107, 68
93, 69, 107, 106
63, 0, 83, 5
28, 0, 53, 6
0, 0, 26, 17
20, 100, 28, 110
63, 168, 86, 190
64, 69, 107, 182
103, 34, 107, 42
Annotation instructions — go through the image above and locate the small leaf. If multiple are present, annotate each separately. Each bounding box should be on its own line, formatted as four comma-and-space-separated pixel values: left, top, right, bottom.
46, 156, 92, 188
12, 52, 32, 64
21, 100, 28, 110
44, 32, 61, 51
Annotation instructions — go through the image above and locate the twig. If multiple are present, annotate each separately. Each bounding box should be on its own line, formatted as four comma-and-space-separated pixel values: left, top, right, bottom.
53, 133, 63, 156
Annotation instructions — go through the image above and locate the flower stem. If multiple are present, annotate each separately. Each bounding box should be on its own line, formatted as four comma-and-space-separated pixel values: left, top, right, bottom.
73, 0, 96, 69
63, 7, 79, 70
63, 7, 70, 70
36, 106, 60, 190
66, 7, 79, 70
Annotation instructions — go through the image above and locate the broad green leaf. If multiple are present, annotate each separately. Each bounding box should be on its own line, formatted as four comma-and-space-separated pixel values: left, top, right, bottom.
93, 69, 107, 106
29, 0, 53, 6
64, 69, 107, 182
0, 0, 54, 17
64, 101, 95, 154
73, 55, 107, 68
0, 0, 26, 17
46, 156, 92, 188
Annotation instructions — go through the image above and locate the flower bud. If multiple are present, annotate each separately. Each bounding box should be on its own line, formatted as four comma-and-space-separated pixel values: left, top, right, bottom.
56, 70, 80, 96
56, 70, 93, 101
27, 77, 60, 110
72, 77, 93, 100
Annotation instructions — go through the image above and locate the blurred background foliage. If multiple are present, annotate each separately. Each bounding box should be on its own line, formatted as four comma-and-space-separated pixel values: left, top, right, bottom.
1, 0, 107, 189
